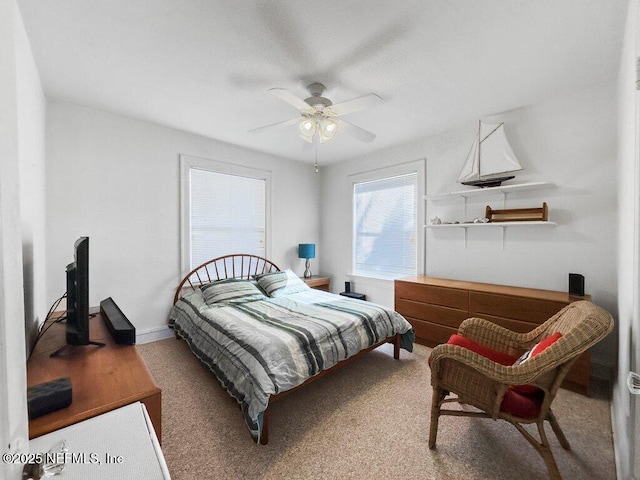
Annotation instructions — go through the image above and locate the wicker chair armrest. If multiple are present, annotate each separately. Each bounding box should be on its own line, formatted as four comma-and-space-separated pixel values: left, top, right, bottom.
429, 344, 554, 387
457, 317, 536, 352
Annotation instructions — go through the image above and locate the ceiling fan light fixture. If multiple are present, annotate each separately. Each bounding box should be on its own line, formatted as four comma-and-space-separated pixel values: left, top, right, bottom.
252, 83, 379, 152
318, 117, 338, 143
299, 118, 316, 137
321, 117, 337, 134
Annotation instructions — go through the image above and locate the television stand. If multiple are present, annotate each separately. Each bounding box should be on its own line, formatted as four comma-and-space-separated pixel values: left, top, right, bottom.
27, 310, 162, 442
49, 340, 106, 358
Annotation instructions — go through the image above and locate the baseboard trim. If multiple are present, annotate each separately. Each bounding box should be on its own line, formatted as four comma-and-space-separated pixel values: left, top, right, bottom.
136, 325, 174, 344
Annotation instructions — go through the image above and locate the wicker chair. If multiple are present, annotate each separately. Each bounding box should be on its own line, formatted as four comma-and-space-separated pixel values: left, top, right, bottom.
428, 300, 613, 480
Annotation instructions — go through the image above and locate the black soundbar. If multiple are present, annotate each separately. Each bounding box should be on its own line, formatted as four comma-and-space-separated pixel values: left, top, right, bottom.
27, 377, 72, 419
100, 297, 136, 345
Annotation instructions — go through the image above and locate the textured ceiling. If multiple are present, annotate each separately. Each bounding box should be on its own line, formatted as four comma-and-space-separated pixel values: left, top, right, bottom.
17, 0, 628, 165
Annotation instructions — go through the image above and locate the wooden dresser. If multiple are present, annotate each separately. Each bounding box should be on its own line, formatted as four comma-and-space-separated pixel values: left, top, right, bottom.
27, 312, 162, 441
394, 276, 591, 394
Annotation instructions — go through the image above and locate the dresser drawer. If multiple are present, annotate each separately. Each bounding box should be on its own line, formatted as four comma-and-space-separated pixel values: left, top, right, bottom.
395, 281, 468, 310
468, 313, 540, 334
406, 317, 457, 347
396, 299, 469, 329
469, 292, 567, 324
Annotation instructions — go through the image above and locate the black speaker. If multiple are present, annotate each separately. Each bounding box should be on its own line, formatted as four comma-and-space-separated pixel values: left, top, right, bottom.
27, 377, 72, 419
344, 282, 351, 293
100, 297, 136, 345
569, 273, 585, 296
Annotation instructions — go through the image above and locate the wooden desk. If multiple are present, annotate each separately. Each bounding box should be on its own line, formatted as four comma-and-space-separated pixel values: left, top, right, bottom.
27, 312, 162, 442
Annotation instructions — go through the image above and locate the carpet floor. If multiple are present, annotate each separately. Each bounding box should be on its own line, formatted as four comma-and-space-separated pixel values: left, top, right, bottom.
138, 338, 616, 479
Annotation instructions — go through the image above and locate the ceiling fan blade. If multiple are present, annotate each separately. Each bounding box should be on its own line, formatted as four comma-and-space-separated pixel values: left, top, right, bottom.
248, 117, 300, 135
268, 88, 313, 113
337, 119, 377, 143
327, 93, 382, 117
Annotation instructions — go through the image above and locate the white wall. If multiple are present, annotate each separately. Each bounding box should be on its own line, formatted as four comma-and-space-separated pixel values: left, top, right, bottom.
613, 1, 639, 479
0, 1, 46, 478
45, 102, 320, 340
16, 0, 46, 350
321, 83, 618, 375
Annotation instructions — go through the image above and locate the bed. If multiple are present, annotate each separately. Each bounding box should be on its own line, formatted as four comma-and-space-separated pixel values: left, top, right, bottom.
169, 254, 414, 444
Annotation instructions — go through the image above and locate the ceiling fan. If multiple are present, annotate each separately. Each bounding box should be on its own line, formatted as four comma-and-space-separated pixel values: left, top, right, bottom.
248, 82, 382, 144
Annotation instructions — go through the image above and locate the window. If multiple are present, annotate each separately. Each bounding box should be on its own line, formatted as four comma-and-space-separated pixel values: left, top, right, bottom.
180, 155, 271, 274
351, 161, 424, 279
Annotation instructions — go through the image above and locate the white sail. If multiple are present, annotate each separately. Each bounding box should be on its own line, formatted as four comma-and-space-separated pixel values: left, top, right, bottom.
457, 122, 522, 183
457, 137, 479, 183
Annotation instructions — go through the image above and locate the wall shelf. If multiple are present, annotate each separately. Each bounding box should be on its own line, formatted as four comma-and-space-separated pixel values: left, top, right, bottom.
425, 181, 555, 201
425, 181, 556, 247
425, 221, 556, 228
425, 221, 557, 248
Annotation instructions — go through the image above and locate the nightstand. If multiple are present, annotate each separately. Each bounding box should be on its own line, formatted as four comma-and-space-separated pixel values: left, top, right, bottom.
302, 275, 331, 291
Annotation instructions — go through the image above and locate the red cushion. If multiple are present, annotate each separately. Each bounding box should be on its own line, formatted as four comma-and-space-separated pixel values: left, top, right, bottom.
511, 332, 563, 395
512, 385, 540, 394
500, 389, 543, 418
447, 334, 518, 366
446, 333, 544, 417
514, 332, 562, 365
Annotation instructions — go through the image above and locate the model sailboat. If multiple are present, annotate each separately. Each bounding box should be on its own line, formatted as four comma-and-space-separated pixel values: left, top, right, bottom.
458, 121, 522, 188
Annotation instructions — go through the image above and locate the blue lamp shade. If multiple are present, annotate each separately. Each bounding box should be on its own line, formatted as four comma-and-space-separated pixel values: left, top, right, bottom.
298, 244, 316, 259
298, 244, 316, 278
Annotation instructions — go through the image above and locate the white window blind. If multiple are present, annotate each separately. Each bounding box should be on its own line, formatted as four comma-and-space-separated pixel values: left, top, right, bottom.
189, 168, 265, 269
353, 172, 417, 278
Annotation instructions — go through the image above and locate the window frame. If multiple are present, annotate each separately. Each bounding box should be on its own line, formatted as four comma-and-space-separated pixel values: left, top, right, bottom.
349, 159, 425, 280
179, 154, 272, 278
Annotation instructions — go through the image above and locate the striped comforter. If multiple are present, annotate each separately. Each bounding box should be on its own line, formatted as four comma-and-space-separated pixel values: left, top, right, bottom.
168, 288, 414, 442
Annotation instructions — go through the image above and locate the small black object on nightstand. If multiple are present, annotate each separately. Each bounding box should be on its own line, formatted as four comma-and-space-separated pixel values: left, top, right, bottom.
340, 291, 366, 301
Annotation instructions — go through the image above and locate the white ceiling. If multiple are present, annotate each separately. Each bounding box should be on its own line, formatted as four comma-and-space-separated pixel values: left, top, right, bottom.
17, 0, 628, 165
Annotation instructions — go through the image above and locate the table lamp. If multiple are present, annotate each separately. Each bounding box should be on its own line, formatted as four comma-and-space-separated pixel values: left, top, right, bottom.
298, 244, 316, 278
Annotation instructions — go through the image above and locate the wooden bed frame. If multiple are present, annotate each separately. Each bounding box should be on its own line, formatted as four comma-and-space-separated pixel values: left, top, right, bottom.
174, 253, 280, 303
173, 253, 402, 444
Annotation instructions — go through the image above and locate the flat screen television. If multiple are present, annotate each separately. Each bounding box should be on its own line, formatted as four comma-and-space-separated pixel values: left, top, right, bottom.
51, 236, 104, 356
65, 236, 90, 345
